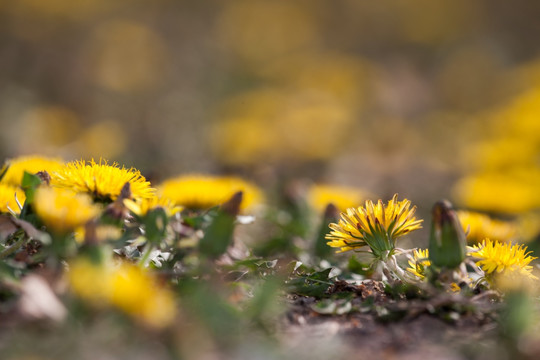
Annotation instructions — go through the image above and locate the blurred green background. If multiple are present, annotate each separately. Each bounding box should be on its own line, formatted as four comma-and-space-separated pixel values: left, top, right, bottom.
1, 0, 540, 217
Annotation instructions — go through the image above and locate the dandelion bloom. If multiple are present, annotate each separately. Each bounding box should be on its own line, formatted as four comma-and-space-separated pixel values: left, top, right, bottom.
307, 184, 371, 213
0, 155, 63, 186
407, 248, 431, 279
457, 210, 517, 243
326, 194, 422, 256
52, 159, 155, 202
158, 174, 263, 211
123, 195, 183, 218
0, 183, 26, 215
34, 187, 101, 233
68, 259, 177, 328
469, 238, 537, 280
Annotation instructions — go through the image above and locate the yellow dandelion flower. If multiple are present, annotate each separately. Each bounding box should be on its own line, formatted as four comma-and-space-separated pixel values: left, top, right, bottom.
326, 194, 423, 257
34, 187, 101, 233
158, 174, 264, 211
51, 159, 155, 202
123, 195, 183, 218
0, 183, 26, 215
0, 155, 63, 186
469, 239, 537, 280
68, 259, 177, 328
307, 183, 372, 213
457, 210, 517, 244
407, 248, 431, 279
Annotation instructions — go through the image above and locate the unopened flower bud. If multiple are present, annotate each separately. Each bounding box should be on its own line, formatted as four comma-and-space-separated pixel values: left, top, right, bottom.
428, 200, 466, 269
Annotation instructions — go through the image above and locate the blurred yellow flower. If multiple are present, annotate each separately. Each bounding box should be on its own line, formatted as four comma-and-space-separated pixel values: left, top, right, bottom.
68, 259, 177, 328
406, 248, 431, 279
457, 210, 518, 243
0, 155, 64, 186
493, 269, 539, 293
307, 184, 371, 213
469, 239, 537, 281
326, 194, 423, 256
52, 159, 155, 202
0, 183, 26, 215
454, 88, 540, 214
85, 20, 169, 92
15, 106, 80, 155
217, 0, 318, 64
159, 174, 263, 212
453, 169, 540, 214
209, 88, 353, 166
259, 53, 372, 109
34, 187, 101, 233
123, 195, 183, 218
76, 121, 127, 160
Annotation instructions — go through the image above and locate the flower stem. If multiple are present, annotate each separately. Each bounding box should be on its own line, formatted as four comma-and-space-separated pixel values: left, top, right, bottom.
382, 254, 416, 283
138, 242, 155, 268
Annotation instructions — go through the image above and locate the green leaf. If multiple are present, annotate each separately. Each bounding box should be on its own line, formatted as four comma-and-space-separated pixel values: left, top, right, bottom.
314, 203, 339, 259
0, 164, 8, 182
286, 268, 334, 298
347, 255, 372, 276
246, 276, 283, 321
182, 207, 219, 229
179, 281, 242, 347
19, 172, 43, 220
199, 192, 242, 259
143, 207, 168, 244
21, 171, 41, 204
199, 211, 236, 258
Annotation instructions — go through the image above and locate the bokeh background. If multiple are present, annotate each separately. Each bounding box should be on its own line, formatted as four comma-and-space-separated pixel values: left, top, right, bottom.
1, 0, 540, 222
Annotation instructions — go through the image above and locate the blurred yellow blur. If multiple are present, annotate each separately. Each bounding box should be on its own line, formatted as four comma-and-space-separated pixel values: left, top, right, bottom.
16, 106, 81, 155
454, 88, 540, 214
84, 20, 169, 92
217, 0, 319, 65
209, 88, 355, 166
0, 0, 538, 232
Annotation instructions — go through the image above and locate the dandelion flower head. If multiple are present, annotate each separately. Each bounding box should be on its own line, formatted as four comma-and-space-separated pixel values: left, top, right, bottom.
68, 259, 177, 328
469, 238, 537, 280
158, 174, 264, 211
51, 159, 155, 202
34, 186, 101, 233
0, 155, 63, 186
407, 248, 431, 279
326, 194, 423, 256
123, 195, 183, 218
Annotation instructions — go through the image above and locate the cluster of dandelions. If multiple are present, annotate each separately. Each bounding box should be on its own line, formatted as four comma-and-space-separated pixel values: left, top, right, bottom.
1, 153, 538, 329
326, 194, 538, 291
0, 155, 265, 328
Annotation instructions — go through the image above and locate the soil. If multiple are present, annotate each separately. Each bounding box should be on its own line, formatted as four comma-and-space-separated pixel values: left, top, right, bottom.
281, 280, 506, 360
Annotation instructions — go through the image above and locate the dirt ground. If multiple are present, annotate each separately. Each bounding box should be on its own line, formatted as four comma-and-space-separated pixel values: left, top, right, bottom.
281, 280, 515, 360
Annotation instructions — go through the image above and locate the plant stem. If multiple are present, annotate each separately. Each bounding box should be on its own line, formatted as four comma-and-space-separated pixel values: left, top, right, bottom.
0, 233, 27, 259
138, 242, 155, 268
382, 254, 416, 283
